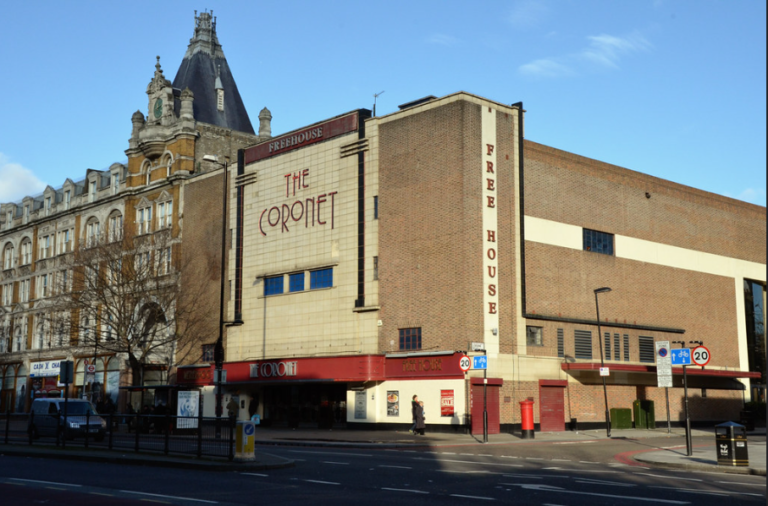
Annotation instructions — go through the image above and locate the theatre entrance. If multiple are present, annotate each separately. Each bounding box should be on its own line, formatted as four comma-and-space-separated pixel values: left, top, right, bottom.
260, 383, 347, 428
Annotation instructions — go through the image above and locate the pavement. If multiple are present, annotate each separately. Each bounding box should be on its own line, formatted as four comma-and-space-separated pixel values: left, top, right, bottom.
1, 425, 764, 476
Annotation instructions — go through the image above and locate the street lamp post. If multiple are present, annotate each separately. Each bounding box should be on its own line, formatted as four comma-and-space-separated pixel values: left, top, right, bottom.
594, 287, 612, 438
203, 155, 228, 438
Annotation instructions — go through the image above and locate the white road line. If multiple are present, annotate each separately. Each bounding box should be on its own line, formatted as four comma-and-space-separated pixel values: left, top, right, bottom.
460, 453, 475, 455
526, 457, 544, 460
303, 480, 340, 485
649, 486, 728, 496
381, 487, 429, 494
715, 481, 766, 487
575, 479, 636, 487
322, 461, 349, 465
417, 458, 522, 467
507, 484, 690, 504
554, 441, 596, 445
450, 494, 496, 500
286, 450, 372, 457
379, 465, 412, 469
500, 455, 518, 459
241, 473, 269, 477
119, 490, 218, 503
579, 461, 599, 464
637, 473, 701, 482
478, 454, 492, 457
551, 459, 571, 462
10, 479, 82, 487
441, 452, 456, 455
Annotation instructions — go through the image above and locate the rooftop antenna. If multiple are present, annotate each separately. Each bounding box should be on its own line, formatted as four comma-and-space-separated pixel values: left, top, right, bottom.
373, 91, 385, 117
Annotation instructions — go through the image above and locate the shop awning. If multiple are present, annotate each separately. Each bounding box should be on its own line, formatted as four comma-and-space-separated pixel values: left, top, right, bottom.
561, 362, 759, 390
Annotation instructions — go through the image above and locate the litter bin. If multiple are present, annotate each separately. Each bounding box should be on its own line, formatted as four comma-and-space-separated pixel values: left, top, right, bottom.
235, 420, 256, 462
715, 421, 748, 467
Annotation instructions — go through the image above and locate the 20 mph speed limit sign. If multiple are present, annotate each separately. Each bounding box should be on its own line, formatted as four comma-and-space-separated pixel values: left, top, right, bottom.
459, 355, 471, 372
692, 346, 711, 366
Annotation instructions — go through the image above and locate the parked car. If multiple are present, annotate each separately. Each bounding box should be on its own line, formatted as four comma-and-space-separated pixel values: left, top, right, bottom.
28, 398, 106, 442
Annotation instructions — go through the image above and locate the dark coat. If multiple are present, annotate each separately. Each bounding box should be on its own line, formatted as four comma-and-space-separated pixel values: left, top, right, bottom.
411, 400, 419, 421
415, 405, 426, 430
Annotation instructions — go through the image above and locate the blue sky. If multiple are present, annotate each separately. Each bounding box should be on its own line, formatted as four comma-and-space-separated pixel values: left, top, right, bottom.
0, 0, 765, 206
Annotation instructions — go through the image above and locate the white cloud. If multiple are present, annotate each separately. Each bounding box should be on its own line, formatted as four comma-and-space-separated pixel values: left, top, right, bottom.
509, 0, 550, 28
518, 58, 573, 78
518, 31, 651, 78
0, 153, 47, 203
580, 33, 652, 69
426, 33, 460, 47
736, 187, 767, 206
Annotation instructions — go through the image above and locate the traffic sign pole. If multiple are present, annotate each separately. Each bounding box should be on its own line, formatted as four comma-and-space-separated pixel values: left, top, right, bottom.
483, 349, 488, 444
673, 341, 693, 456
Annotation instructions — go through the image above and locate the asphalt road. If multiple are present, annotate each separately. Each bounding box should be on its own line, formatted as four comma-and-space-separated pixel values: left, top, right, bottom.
0, 436, 764, 505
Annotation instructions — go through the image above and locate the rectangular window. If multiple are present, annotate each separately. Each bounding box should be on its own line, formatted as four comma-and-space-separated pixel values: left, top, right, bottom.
557, 328, 564, 358
64, 190, 71, 210
20, 279, 30, 303
639, 336, 655, 363
289, 272, 304, 292
45, 197, 51, 215
109, 215, 123, 242
374, 196, 379, 219
399, 328, 422, 351
137, 207, 152, 234
2, 283, 12, 305
264, 275, 284, 296
89, 181, 96, 202
613, 333, 620, 361
604, 332, 610, 360
158, 201, 173, 229
574, 329, 593, 360
583, 228, 614, 256
21, 241, 32, 264
158, 247, 171, 275
373, 256, 379, 281
310, 268, 333, 289
202, 344, 215, 363
6, 210, 13, 230
112, 174, 119, 195
623, 334, 630, 361
40, 274, 48, 298
526, 326, 543, 346
23, 205, 29, 224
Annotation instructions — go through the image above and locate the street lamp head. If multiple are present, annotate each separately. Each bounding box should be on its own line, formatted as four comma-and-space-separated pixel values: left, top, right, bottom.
203, 155, 219, 163
594, 287, 612, 294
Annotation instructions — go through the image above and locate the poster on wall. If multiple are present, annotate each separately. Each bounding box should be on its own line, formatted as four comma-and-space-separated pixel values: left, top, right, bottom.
177, 390, 200, 429
441, 389, 455, 417
354, 391, 367, 419
386, 391, 399, 417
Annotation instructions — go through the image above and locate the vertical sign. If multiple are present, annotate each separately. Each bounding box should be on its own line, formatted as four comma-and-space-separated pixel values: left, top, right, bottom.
354, 391, 367, 419
177, 390, 200, 429
386, 391, 400, 417
482, 107, 499, 355
656, 341, 672, 388
441, 390, 455, 417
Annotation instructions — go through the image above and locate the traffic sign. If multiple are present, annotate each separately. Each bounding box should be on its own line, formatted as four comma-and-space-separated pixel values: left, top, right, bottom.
656, 341, 672, 388
470, 342, 486, 351
85, 364, 96, 373
473, 356, 488, 370
671, 348, 691, 366
459, 355, 471, 372
599, 367, 610, 377
692, 346, 711, 366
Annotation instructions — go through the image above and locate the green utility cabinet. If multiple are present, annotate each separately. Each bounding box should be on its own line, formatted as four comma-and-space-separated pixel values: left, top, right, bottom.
610, 408, 632, 429
633, 400, 655, 429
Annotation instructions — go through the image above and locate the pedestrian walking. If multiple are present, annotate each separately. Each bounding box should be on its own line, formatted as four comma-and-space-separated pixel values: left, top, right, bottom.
409, 395, 419, 434
415, 400, 426, 435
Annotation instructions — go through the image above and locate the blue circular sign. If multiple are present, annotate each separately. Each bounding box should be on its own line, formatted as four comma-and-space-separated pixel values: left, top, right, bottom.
658, 348, 668, 358
244, 423, 255, 436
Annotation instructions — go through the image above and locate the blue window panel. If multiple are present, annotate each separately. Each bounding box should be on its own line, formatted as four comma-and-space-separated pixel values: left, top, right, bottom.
264, 275, 284, 296
399, 328, 422, 350
289, 272, 305, 292
310, 268, 333, 289
583, 228, 614, 256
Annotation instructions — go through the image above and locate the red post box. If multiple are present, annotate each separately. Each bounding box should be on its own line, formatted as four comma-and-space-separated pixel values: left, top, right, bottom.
520, 399, 535, 439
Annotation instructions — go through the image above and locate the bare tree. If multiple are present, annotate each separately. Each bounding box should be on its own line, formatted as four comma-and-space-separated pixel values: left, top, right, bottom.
46, 229, 213, 387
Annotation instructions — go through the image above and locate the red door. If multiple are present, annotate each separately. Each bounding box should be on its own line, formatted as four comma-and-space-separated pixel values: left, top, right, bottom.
470, 378, 502, 435
539, 380, 567, 432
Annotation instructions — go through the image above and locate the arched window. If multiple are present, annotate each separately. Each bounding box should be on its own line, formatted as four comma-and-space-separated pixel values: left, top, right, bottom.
19, 238, 32, 265
86, 218, 100, 247
2, 243, 14, 270
108, 211, 123, 242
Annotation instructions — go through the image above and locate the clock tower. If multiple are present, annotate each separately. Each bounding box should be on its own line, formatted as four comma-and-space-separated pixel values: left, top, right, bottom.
147, 56, 173, 126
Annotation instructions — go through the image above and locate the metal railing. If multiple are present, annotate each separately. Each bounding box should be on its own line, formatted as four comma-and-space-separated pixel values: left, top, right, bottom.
1, 409, 236, 461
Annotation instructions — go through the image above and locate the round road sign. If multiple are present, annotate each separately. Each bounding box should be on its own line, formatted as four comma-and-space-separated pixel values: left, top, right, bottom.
658, 347, 668, 358
692, 346, 711, 366
459, 355, 471, 372
86, 364, 96, 373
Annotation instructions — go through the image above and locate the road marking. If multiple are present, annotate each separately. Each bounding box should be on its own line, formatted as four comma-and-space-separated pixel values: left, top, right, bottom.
379, 465, 412, 469
90, 493, 114, 497
542, 467, 562, 470
579, 461, 599, 464
242, 473, 269, 477
303, 480, 340, 485
500, 455, 518, 459
418, 458, 522, 467
526, 457, 544, 460
551, 459, 571, 462
649, 486, 727, 496
575, 478, 636, 487
381, 487, 429, 494
287, 450, 372, 457
502, 474, 544, 479
478, 454, 493, 457
441, 452, 456, 455
10, 478, 82, 487
638, 473, 701, 482
554, 441, 596, 445
461, 453, 475, 455
450, 494, 496, 500
322, 461, 349, 465
507, 484, 690, 504
119, 491, 218, 503
715, 481, 766, 487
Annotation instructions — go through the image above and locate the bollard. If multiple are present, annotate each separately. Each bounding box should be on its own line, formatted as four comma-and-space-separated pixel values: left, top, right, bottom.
519, 399, 535, 439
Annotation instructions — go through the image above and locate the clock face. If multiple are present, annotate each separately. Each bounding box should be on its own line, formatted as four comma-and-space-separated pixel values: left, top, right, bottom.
154, 98, 163, 118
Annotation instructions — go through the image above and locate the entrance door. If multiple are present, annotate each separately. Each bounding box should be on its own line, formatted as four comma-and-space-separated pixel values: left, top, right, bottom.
470, 378, 502, 435
539, 380, 567, 432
